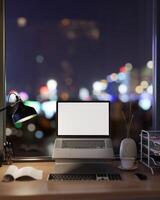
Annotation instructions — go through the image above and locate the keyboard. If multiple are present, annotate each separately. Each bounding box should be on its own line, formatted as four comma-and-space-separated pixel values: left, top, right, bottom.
61, 140, 106, 149
48, 173, 121, 181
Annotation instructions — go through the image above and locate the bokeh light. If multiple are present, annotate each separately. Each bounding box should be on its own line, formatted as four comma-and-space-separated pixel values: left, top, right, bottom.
27, 123, 36, 132
47, 79, 57, 90
119, 94, 129, 103
135, 85, 143, 94
96, 92, 114, 101
35, 54, 44, 63
119, 66, 126, 73
147, 60, 153, 69
19, 91, 29, 101
139, 98, 152, 110
92, 80, 107, 92
140, 80, 149, 89
138, 92, 152, 110
40, 86, 49, 99
40, 86, 49, 95
17, 17, 27, 27
125, 63, 133, 71
60, 92, 70, 101
79, 88, 90, 100
118, 84, 128, 94
35, 130, 44, 139
61, 18, 71, 27
15, 122, 22, 129
118, 72, 126, 81
110, 73, 118, 81
147, 85, 153, 95
6, 128, 12, 136
41, 101, 56, 119
90, 29, 100, 40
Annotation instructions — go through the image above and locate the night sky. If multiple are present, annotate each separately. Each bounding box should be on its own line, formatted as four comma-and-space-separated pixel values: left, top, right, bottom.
5, 0, 152, 99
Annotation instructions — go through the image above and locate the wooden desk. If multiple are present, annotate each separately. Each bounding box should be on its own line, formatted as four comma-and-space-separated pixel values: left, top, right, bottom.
0, 161, 160, 200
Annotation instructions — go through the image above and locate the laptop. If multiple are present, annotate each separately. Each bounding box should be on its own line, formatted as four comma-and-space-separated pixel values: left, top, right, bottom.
52, 101, 115, 174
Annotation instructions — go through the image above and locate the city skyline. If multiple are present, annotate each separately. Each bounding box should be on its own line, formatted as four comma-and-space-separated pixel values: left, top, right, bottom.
6, 0, 152, 98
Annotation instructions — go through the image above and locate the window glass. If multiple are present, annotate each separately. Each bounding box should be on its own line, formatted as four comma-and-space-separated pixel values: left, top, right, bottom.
6, 0, 152, 157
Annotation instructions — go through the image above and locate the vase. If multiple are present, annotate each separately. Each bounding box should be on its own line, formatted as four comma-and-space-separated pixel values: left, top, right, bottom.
120, 138, 137, 159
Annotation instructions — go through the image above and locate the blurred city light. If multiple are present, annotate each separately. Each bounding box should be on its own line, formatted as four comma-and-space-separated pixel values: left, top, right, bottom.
19, 91, 29, 101
125, 63, 133, 71
110, 73, 118, 81
40, 86, 49, 99
118, 84, 128, 94
118, 72, 126, 81
119, 66, 126, 73
46, 79, 58, 100
40, 86, 49, 94
79, 88, 90, 100
17, 17, 27, 27
107, 75, 113, 82
47, 79, 57, 90
61, 18, 71, 27
35, 54, 44, 63
15, 122, 22, 129
41, 101, 56, 119
90, 29, 100, 40
92, 80, 107, 92
135, 85, 143, 94
27, 123, 36, 132
147, 85, 153, 95
119, 94, 129, 103
24, 100, 41, 114
140, 80, 149, 89
6, 128, 12, 136
147, 60, 153, 69
139, 98, 152, 110
96, 92, 114, 102
60, 92, 70, 101
138, 92, 152, 110
35, 130, 44, 139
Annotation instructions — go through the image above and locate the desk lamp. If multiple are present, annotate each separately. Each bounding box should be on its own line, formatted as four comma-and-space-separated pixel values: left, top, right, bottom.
0, 92, 37, 124
0, 92, 37, 166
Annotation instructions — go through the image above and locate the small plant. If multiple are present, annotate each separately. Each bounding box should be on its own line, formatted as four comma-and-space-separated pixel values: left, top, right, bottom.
121, 102, 134, 138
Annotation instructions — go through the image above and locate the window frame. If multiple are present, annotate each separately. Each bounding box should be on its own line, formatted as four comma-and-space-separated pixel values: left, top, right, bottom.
0, 0, 159, 161
152, 0, 160, 130
0, 0, 5, 161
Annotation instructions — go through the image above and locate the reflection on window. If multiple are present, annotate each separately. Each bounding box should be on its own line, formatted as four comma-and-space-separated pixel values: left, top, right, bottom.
6, 0, 152, 157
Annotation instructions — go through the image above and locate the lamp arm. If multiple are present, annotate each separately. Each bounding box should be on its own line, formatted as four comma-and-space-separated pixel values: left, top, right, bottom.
0, 105, 10, 112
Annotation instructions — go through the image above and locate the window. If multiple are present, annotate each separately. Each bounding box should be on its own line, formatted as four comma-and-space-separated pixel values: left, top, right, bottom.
5, 0, 152, 157
0, 0, 5, 156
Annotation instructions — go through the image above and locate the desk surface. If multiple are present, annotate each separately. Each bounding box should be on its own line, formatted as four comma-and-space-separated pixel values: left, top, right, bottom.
0, 161, 160, 200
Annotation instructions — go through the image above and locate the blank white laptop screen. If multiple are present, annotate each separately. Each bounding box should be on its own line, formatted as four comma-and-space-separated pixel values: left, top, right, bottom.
58, 102, 109, 136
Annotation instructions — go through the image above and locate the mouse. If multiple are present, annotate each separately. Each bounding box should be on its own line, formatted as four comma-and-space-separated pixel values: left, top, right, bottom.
134, 173, 147, 180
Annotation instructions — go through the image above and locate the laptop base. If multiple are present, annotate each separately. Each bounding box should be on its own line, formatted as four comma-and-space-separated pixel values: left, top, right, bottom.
54, 159, 116, 174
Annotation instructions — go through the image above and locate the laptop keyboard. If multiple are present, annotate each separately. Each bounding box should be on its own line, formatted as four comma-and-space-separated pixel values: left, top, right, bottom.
61, 140, 106, 149
48, 173, 121, 181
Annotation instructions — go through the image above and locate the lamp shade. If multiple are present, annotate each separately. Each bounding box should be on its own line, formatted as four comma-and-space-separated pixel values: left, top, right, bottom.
12, 101, 37, 124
